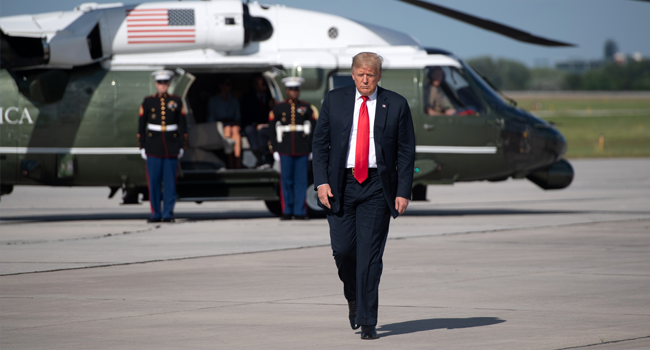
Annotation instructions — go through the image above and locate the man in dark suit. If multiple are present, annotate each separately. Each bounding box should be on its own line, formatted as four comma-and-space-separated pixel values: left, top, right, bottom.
312, 52, 415, 339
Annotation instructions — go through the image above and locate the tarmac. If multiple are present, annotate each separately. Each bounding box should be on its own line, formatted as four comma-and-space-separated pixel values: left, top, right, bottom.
1, 158, 649, 349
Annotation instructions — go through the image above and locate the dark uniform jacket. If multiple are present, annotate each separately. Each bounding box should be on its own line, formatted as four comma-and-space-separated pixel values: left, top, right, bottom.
138, 93, 188, 158
268, 99, 318, 156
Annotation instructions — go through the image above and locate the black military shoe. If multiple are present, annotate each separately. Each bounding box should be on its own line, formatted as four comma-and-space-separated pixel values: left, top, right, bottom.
147, 218, 161, 223
280, 215, 293, 221
162, 218, 175, 223
348, 300, 360, 330
360, 325, 377, 339
294, 215, 309, 220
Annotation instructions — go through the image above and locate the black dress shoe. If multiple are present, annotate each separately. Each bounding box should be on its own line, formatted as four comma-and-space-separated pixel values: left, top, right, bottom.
294, 215, 309, 220
147, 218, 161, 223
280, 215, 293, 221
360, 325, 378, 339
348, 300, 360, 330
162, 218, 175, 223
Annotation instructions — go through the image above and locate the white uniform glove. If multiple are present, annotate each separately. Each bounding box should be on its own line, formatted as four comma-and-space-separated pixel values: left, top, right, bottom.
273, 152, 280, 162
178, 149, 184, 159
140, 148, 147, 160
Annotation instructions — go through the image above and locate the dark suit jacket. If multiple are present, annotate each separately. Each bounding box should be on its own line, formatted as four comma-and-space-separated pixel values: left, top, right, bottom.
312, 86, 415, 218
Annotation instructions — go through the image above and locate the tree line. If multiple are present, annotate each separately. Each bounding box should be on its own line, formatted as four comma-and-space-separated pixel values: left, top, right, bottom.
466, 56, 650, 91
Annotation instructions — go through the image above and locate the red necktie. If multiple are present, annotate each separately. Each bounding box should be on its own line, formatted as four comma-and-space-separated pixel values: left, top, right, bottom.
355, 96, 370, 183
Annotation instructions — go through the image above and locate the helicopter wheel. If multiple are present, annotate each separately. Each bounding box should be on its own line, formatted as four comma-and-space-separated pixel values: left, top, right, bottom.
264, 200, 282, 217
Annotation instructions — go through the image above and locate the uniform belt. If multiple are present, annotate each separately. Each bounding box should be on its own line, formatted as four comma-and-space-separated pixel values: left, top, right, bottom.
148, 124, 178, 132
277, 124, 305, 132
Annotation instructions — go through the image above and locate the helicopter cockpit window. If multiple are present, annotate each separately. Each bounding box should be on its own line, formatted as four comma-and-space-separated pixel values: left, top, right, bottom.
329, 73, 355, 91
424, 66, 485, 116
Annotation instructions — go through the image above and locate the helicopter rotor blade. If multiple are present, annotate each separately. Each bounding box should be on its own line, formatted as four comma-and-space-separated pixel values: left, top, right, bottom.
397, 0, 576, 47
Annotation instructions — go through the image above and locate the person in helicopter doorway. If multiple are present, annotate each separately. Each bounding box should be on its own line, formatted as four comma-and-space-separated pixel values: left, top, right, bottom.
425, 67, 457, 116
138, 70, 188, 223
241, 75, 275, 168
268, 77, 319, 220
208, 77, 242, 168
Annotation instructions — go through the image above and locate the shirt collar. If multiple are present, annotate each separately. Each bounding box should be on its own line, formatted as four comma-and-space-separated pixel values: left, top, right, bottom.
355, 87, 378, 101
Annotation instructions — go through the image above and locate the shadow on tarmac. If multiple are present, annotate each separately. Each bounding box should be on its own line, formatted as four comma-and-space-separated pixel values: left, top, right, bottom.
3, 209, 647, 224
0, 211, 275, 223
376, 317, 506, 337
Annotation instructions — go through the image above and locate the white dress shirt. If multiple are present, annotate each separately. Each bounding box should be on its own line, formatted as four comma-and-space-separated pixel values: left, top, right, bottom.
346, 88, 378, 168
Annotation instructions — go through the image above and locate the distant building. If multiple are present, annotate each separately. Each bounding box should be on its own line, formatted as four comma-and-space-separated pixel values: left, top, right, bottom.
555, 59, 604, 74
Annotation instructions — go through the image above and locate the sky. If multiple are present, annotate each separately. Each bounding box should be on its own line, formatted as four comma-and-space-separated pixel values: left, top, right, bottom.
1, 0, 648, 67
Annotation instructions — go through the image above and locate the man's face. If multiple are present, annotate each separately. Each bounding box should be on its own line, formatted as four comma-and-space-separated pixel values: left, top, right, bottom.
254, 77, 267, 93
220, 80, 232, 93
155, 80, 170, 94
286, 88, 300, 101
352, 64, 381, 96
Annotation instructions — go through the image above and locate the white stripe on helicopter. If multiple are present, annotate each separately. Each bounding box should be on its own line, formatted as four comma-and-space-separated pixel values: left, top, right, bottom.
0, 147, 141, 155
0, 146, 497, 155
416, 146, 497, 154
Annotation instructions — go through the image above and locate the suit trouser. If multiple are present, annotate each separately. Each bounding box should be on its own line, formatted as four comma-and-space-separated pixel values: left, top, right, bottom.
279, 154, 308, 216
146, 156, 178, 220
327, 169, 391, 326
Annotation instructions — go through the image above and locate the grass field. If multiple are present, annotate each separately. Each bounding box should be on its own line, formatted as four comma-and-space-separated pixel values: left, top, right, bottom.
511, 93, 650, 158
516, 98, 650, 112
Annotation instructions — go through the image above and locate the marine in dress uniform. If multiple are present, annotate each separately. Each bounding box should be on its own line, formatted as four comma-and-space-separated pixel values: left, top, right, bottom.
138, 70, 188, 223
268, 77, 319, 220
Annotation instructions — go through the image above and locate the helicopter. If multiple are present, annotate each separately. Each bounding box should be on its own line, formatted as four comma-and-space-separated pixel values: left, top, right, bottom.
0, 0, 574, 217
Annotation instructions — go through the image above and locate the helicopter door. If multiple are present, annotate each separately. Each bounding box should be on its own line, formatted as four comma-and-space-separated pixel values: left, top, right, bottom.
416, 66, 499, 178
170, 68, 196, 122
263, 71, 283, 102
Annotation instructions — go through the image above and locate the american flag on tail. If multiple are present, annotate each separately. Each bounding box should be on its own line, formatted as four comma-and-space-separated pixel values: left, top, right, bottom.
125, 8, 195, 44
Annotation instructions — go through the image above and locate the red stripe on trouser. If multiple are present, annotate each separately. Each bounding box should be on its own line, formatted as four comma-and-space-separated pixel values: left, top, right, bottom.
278, 157, 285, 213
145, 161, 154, 214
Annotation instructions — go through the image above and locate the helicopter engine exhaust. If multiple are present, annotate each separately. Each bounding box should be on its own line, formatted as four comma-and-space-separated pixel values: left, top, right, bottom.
526, 159, 574, 190
0, 31, 50, 69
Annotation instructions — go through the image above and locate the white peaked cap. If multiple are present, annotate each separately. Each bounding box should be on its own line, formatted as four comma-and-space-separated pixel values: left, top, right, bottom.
281, 77, 305, 88
152, 70, 175, 81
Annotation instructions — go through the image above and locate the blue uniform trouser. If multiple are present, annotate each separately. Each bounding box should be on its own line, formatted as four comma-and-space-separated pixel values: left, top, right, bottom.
146, 156, 178, 220
279, 154, 308, 216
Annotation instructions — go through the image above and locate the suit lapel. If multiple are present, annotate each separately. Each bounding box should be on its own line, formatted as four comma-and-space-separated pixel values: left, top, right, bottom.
340, 86, 356, 164
374, 87, 388, 165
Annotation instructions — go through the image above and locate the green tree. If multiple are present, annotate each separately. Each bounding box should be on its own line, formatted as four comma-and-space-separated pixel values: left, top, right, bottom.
466, 56, 530, 90
529, 68, 566, 90
563, 61, 650, 90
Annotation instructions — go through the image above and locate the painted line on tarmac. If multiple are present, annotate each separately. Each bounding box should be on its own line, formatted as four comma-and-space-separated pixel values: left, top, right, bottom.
555, 335, 650, 350
1, 226, 159, 245
2, 217, 649, 277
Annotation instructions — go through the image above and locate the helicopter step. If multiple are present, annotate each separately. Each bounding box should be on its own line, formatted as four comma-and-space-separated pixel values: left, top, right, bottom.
175, 168, 279, 203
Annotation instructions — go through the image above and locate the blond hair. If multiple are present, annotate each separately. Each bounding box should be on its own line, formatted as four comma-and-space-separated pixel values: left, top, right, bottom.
351, 52, 383, 73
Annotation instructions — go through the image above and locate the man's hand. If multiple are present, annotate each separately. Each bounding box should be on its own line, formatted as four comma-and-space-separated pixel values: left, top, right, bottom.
317, 184, 334, 209
395, 197, 409, 216
178, 148, 185, 159
140, 148, 147, 160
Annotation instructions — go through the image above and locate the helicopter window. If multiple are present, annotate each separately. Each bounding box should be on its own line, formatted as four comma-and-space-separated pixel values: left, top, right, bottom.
424, 66, 484, 116
329, 73, 354, 91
